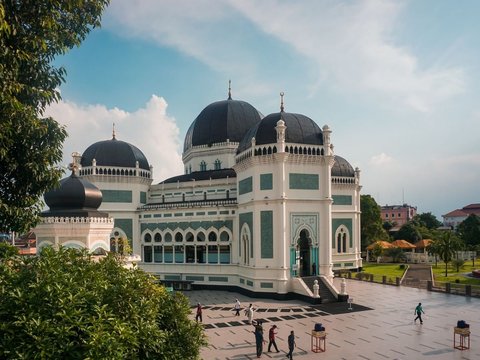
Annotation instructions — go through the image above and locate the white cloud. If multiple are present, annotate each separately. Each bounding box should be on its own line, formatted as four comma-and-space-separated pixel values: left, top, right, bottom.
45, 96, 183, 182
369, 153, 393, 166
105, 0, 465, 112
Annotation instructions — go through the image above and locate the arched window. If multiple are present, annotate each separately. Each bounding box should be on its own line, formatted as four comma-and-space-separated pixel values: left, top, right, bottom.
214, 159, 221, 170
154, 233, 162, 242
144, 233, 152, 243
175, 232, 183, 242
335, 227, 349, 253
200, 161, 207, 171
208, 231, 217, 242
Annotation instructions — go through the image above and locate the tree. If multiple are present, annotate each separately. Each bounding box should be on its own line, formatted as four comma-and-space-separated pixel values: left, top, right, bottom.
361, 195, 387, 250
0, 0, 109, 233
432, 232, 462, 277
384, 247, 407, 263
394, 222, 422, 243
0, 246, 207, 359
414, 212, 442, 230
456, 214, 480, 247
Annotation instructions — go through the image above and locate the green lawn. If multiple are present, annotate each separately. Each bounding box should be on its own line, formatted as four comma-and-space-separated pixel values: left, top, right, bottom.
356, 264, 407, 282
431, 261, 480, 285
358, 261, 480, 286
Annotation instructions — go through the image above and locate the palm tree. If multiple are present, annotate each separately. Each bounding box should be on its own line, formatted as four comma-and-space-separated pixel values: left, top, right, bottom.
426, 241, 440, 267
435, 232, 462, 277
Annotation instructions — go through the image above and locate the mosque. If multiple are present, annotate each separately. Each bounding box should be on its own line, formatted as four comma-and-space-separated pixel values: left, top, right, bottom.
36, 87, 362, 301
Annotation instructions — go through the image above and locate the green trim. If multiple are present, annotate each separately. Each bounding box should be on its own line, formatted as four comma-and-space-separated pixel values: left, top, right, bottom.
209, 276, 228, 282
140, 191, 147, 204
196, 212, 205, 216
260, 173, 273, 190
114, 219, 132, 243
207, 211, 217, 215
153, 214, 161, 218
164, 214, 172, 218
261, 210, 273, 258
141, 220, 234, 233
260, 282, 273, 289
164, 274, 182, 280
289, 173, 319, 190
246, 280, 254, 287
332, 218, 353, 248
219, 210, 229, 215
332, 195, 352, 205
102, 190, 132, 203
174, 213, 182, 217
186, 275, 204, 281
240, 278, 245, 284
144, 215, 152, 218
239, 176, 253, 195
185, 212, 194, 216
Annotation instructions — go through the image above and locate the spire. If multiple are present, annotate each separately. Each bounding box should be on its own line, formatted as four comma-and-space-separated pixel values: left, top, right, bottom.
280, 92, 285, 112
112, 122, 116, 140
228, 79, 232, 100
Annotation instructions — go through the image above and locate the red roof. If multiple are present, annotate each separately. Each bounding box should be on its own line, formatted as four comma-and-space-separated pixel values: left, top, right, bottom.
391, 239, 416, 249
366, 241, 393, 250
414, 239, 433, 248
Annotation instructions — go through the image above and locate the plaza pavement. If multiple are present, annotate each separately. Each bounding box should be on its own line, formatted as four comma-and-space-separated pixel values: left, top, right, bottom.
185, 278, 480, 360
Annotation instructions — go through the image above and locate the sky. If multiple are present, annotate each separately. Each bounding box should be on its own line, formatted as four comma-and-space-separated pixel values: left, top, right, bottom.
45, 0, 480, 220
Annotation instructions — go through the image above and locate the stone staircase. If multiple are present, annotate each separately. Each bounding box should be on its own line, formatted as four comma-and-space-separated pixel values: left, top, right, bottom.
302, 276, 338, 303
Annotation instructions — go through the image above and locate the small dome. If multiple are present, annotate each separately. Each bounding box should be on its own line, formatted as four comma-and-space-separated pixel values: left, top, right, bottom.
331, 155, 355, 177
184, 98, 262, 152
81, 137, 150, 170
43, 172, 108, 218
237, 112, 323, 153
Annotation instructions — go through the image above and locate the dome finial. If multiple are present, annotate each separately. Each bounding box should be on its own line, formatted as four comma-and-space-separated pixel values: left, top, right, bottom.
112, 122, 116, 140
228, 79, 232, 100
280, 92, 285, 112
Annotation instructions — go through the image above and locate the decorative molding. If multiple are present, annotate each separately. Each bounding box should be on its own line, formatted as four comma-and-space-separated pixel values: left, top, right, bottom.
291, 213, 319, 245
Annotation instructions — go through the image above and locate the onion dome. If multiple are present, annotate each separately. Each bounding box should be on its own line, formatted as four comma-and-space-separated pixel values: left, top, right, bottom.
331, 155, 355, 177
237, 112, 323, 154
80, 133, 150, 170
42, 170, 108, 218
183, 89, 262, 152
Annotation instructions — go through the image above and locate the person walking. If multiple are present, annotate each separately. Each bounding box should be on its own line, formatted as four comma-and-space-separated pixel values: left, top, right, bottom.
287, 330, 295, 359
245, 303, 255, 324
268, 325, 279, 352
414, 302, 425, 324
195, 303, 203, 323
234, 299, 241, 316
253, 321, 265, 358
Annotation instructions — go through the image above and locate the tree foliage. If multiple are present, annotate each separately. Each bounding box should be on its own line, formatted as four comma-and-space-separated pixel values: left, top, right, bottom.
384, 247, 406, 263
393, 222, 422, 243
428, 232, 462, 277
0, 0, 109, 233
414, 212, 442, 230
456, 214, 480, 247
360, 195, 387, 250
0, 246, 207, 359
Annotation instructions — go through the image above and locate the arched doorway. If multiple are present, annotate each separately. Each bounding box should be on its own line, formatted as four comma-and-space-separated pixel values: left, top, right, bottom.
297, 229, 312, 277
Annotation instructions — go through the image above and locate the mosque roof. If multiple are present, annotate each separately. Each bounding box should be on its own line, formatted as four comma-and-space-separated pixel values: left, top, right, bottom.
81, 135, 150, 170
237, 111, 323, 154
43, 171, 108, 218
183, 90, 262, 152
332, 155, 355, 177
159, 168, 236, 184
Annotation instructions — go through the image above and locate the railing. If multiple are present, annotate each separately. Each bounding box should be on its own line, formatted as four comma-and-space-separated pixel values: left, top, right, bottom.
429, 281, 480, 298
140, 198, 237, 210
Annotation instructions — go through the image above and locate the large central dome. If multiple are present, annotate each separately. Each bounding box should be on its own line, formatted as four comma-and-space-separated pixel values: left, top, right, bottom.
183, 97, 262, 152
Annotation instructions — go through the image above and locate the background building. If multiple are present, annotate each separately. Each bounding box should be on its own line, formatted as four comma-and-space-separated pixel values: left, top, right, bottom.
443, 203, 480, 229
381, 204, 417, 227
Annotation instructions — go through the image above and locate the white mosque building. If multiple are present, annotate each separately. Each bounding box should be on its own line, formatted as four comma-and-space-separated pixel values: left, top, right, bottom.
60, 89, 362, 301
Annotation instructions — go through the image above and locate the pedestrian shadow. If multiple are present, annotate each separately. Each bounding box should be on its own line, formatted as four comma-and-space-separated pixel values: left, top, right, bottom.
422, 348, 454, 356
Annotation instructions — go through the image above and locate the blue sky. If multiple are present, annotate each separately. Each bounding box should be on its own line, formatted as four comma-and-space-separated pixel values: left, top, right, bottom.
46, 0, 480, 219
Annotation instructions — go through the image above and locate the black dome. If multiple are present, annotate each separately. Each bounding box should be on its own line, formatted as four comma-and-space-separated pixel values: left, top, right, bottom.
43, 172, 108, 218
81, 137, 150, 170
183, 98, 262, 152
332, 155, 355, 177
237, 112, 323, 153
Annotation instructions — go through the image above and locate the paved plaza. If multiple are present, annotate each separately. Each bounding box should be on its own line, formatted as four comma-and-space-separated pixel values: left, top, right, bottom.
186, 278, 480, 359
